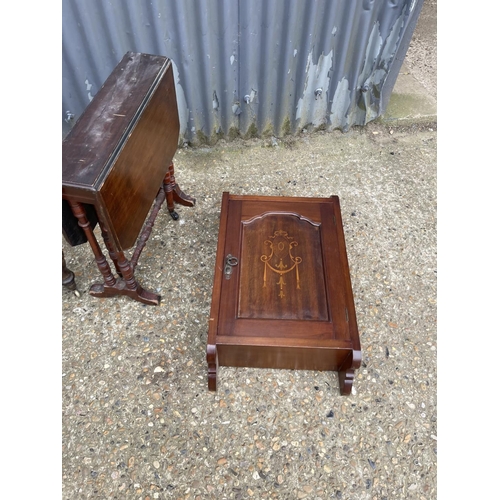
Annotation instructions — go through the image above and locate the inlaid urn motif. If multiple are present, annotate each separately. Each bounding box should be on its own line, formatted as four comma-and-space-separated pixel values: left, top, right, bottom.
261, 230, 302, 298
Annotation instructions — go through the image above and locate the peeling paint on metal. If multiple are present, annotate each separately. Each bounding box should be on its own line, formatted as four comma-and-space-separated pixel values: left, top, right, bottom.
295, 49, 333, 128
329, 78, 351, 129
353, 11, 407, 124
171, 60, 189, 140
84, 79, 93, 102
232, 102, 242, 115
62, 0, 423, 141
212, 91, 219, 110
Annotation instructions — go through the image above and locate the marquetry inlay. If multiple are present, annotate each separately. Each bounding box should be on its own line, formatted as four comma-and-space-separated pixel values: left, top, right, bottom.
260, 230, 302, 298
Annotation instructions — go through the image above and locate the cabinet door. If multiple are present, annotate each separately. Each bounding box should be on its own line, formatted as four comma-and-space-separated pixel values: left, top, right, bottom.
216, 195, 354, 346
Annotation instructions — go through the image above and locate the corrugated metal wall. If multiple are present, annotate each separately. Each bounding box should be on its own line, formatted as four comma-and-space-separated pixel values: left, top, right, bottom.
62, 0, 423, 144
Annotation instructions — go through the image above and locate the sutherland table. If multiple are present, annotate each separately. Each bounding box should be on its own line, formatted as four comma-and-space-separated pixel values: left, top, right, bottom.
207, 193, 362, 395
62, 52, 195, 305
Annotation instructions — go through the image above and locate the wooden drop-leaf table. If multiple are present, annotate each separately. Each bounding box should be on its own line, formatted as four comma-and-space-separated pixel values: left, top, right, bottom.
62, 52, 195, 305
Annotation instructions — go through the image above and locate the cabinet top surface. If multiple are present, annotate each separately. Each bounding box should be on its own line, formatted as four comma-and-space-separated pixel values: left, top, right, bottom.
62, 52, 170, 190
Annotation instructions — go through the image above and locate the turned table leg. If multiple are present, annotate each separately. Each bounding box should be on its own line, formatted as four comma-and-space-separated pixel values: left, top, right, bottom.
68, 201, 117, 289
100, 224, 122, 276
164, 162, 196, 220
163, 168, 178, 220
68, 200, 160, 305
62, 251, 76, 290
90, 221, 161, 306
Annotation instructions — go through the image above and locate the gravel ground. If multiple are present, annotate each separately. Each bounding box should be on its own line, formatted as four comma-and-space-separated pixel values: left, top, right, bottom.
62, 120, 437, 500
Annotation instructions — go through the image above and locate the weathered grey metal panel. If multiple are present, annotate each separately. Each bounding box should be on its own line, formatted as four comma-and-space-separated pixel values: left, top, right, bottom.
62, 0, 423, 143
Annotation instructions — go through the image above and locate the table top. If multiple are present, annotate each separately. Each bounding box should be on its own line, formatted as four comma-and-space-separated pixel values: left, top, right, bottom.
62, 52, 169, 191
